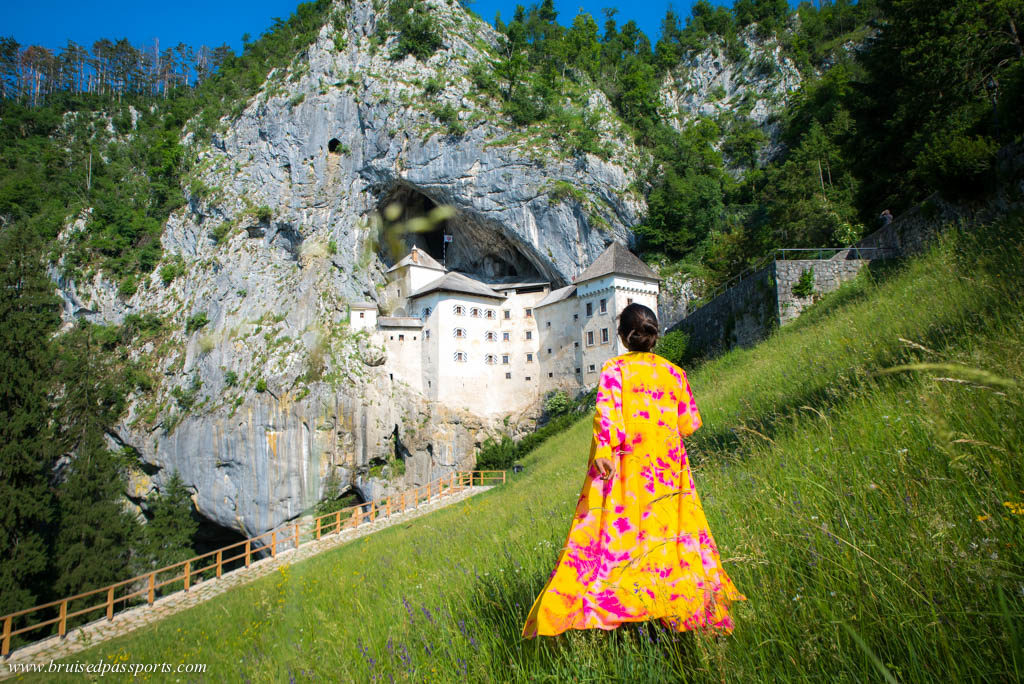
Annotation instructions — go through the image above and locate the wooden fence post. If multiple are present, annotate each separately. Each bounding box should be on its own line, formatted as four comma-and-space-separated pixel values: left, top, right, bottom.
2, 614, 11, 657
184, 560, 191, 591
271, 531, 277, 558
293, 523, 299, 551
386, 497, 392, 517
148, 573, 156, 604
316, 517, 322, 540
335, 510, 341, 533
106, 586, 114, 621
370, 501, 376, 522
58, 600, 67, 637
503, 470, 507, 484
245, 540, 252, 568
216, 550, 223, 579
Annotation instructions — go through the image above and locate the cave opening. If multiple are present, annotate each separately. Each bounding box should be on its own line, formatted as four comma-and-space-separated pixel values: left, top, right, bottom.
328, 138, 341, 154
378, 184, 547, 284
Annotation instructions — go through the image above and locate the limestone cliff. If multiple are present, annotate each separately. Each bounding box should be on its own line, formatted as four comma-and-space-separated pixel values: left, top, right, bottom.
54, 0, 651, 539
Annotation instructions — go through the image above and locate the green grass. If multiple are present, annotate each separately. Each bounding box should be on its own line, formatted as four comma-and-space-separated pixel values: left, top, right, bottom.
37, 215, 1024, 681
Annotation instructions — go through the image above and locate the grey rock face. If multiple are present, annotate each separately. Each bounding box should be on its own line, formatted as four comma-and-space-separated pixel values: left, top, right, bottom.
57, 0, 644, 538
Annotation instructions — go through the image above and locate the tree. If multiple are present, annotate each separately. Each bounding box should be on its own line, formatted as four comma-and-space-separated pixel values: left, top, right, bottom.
138, 471, 197, 571
0, 226, 60, 617
52, 323, 139, 598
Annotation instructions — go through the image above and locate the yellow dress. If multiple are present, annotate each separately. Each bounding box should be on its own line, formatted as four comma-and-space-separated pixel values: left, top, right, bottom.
522, 352, 744, 638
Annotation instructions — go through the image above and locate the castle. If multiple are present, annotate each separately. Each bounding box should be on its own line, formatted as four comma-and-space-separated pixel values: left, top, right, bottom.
350, 242, 660, 416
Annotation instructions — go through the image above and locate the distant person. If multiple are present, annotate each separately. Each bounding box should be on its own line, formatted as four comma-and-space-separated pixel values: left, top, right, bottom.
879, 209, 893, 226
521, 303, 744, 638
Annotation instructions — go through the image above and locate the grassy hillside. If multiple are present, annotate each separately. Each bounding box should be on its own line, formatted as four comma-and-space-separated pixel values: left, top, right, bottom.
36, 215, 1024, 681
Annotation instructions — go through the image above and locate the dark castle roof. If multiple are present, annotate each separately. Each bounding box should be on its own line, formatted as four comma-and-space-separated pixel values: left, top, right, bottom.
575, 241, 659, 284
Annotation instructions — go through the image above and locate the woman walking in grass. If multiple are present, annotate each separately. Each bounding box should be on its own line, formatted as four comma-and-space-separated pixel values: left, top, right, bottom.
522, 303, 744, 638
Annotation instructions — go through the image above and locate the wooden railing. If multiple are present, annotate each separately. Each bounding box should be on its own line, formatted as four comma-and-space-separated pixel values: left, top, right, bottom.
1, 469, 505, 658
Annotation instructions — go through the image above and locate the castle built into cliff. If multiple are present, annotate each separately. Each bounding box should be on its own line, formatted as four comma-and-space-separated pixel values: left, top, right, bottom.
350, 242, 660, 416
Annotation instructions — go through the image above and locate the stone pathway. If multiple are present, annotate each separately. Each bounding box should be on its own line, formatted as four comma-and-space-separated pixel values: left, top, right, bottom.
2, 486, 491, 674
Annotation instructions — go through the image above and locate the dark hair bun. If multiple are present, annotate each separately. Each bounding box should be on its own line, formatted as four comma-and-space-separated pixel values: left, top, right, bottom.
618, 303, 659, 352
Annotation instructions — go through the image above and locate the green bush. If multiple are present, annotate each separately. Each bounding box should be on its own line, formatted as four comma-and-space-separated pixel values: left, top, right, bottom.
543, 390, 570, 417
185, 312, 209, 335
792, 267, 815, 298
653, 330, 691, 366
255, 378, 267, 393
915, 133, 998, 198
255, 205, 274, 223
379, 0, 442, 61
159, 256, 186, 285
224, 370, 238, 387
431, 103, 465, 136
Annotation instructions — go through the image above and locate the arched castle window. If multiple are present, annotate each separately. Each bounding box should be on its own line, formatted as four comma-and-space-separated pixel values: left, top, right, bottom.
485, 331, 497, 342
453, 328, 467, 339
484, 354, 497, 365
453, 351, 468, 362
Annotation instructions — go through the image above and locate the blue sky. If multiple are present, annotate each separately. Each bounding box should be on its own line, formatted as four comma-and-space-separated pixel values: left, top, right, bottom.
0, 1, 724, 55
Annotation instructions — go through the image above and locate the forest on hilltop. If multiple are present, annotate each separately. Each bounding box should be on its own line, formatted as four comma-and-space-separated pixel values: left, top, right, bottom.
1, 0, 1022, 641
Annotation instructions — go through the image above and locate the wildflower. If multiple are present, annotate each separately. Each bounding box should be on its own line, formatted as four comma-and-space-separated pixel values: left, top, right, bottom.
402, 596, 414, 622
421, 605, 434, 623
977, 514, 991, 522
1004, 501, 1024, 515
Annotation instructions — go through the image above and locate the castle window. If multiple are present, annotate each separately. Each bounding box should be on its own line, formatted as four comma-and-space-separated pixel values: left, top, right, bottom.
586, 302, 593, 317
454, 351, 468, 362
548, 372, 553, 378
485, 354, 497, 365
627, 298, 633, 305
422, 306, 432, 318
589, 364, 596, 372
574, 341, 579, 348
470, 307, 481, 317
485, 331, 497, 342
576, 367, 581, 374
399, 334, 405, 342
601, 328, 609, 344
586, 331, 594, 346
573, 313, 578, 321
600, 298, 607, 313
485, 309, 495, 319
525, 308, 533, 318
504, 310, 511, 319
505, 372, 512, 379
502, 354, 510, 365
525, 331, 532, 340
525, 376, 531, 381
503, 331, 510, 342
453, 328, 467, 339
425, 330, 431, 340
454, 305, 465, 316
526, 353, 534, 363
546, 321, 551, 328
547, 348, 552, 354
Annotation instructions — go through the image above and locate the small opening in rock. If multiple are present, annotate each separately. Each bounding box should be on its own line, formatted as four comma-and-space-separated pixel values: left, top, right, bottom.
328, 138, 341, 154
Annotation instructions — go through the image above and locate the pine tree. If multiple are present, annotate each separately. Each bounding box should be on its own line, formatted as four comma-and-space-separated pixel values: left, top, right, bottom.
139, 471, 198, 571
52, 323, 139, 599
0, 225, 60, 616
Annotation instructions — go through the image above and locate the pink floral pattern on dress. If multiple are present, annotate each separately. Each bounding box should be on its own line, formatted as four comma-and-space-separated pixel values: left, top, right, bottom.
522, 352, 744, 638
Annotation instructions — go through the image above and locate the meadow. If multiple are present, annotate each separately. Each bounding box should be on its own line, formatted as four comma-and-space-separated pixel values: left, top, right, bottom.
33, 215, 1024, 682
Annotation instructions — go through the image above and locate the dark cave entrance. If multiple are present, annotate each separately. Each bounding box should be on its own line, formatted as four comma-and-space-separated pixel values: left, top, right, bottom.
378, 184, 546, 283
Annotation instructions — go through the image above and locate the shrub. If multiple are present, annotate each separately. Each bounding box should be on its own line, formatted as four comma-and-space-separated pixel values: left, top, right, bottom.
431, 103, 465, 136
654, 330, 692, 367
185, 312, 209, 335
159, 256, 186, 285
380, 0, 442, 61
255, 378, 267, 393
423, 74, 445, 96
544, 390, 570, 417
914, 133, 998, 198
255, 205, 274, 223
224, 370, 238, 387
793, 267, 815, 298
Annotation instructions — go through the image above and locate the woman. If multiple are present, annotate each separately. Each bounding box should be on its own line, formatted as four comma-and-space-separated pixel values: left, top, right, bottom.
522, 303, 744, 638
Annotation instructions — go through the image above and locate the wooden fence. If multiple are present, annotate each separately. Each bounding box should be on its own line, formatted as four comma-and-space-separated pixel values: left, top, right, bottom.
1, 469, 506, 658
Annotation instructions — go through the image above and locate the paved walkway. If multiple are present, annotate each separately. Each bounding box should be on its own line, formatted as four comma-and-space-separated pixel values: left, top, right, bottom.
2, 486, 491, 673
